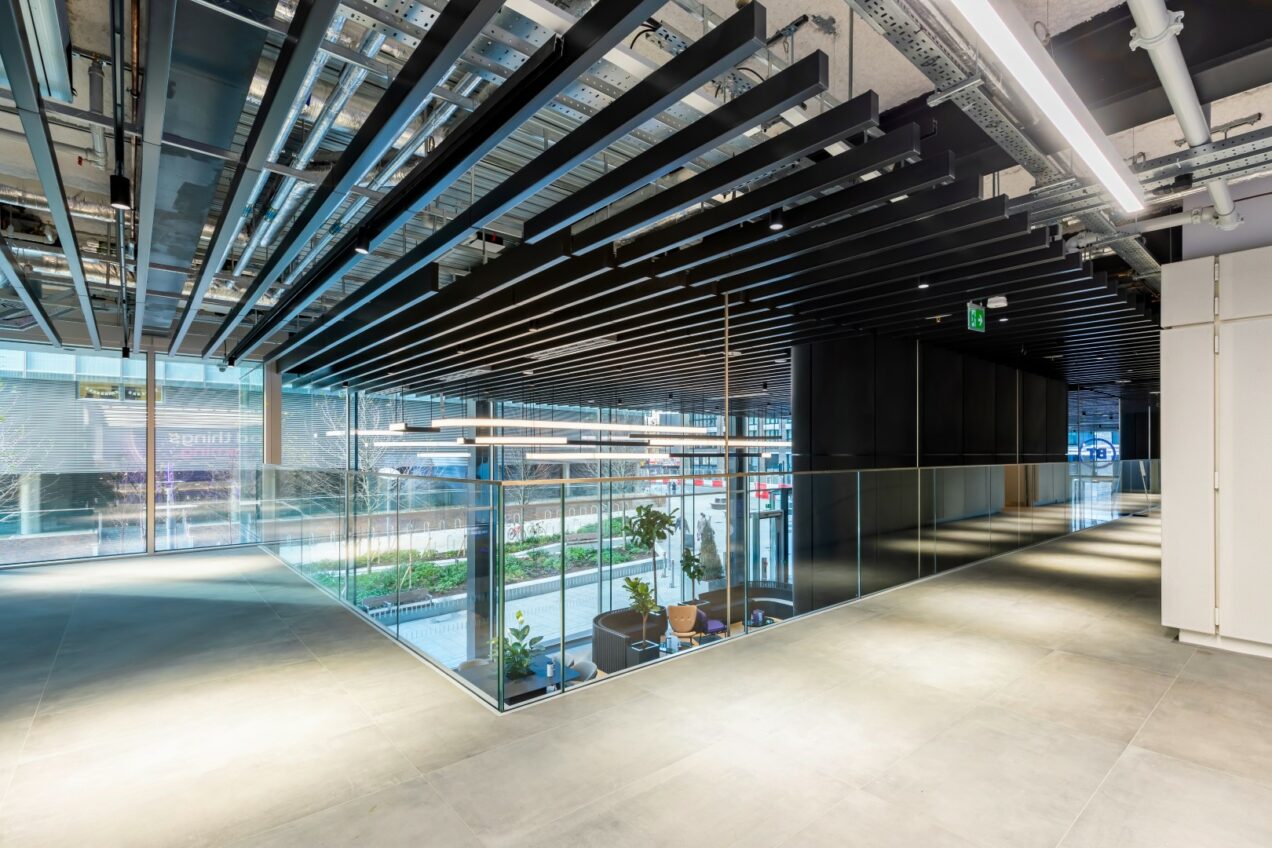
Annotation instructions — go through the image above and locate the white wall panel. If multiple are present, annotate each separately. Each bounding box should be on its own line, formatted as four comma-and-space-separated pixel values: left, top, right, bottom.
1161, 255, 1215, 327
1219, 246, 1272, 321
1161, 323, 1215, 634
1217, 317, 1272, 643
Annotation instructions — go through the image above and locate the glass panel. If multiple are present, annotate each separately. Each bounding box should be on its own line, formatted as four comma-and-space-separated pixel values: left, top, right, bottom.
153, 357, 262, 550
0, 344, 146, 565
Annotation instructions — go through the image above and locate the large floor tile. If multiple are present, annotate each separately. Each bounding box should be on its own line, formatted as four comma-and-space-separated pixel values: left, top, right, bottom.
517, 736, 852, 848
1061, 746, 1272, 848
988, 651, 1174, 742
725, 673, 979, 787
1178, 647, 1272, 699
866, 706, 1125, 848
1058, 610, 1193, 676
777, 787, 984, 848
428, 696, 720, 844
234, 777, 479, 847
1133, 677, 1272, 788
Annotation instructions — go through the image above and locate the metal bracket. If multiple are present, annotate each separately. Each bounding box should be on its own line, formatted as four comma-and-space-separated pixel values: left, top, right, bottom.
1129, 10, 1184, 52
926, 71, 984, 107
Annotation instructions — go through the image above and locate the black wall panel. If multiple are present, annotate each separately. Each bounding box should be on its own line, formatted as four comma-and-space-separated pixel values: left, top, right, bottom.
874, 336, 916, 467
1020, 370, 1048, 459
791, 336, 1067, 612
994, 363, 1017, 463
1046, 378, 1068, 460
921, 347, 963, 464
1120, 400, 1161, 460
962, 355, 996, 461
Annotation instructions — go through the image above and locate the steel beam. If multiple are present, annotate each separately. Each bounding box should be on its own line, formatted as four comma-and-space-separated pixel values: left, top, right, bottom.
203, 0, 508, 359
250, 1, 769, 366
0, 237, 61, 345
522, 52, 830, 244
131, 0, 178, 351
0, 0, 100, 348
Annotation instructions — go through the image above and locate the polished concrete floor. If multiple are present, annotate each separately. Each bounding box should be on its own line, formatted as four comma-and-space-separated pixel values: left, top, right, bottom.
4, 514, 1272, 847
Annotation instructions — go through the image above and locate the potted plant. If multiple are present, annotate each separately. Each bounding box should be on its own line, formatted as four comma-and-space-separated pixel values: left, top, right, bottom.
622, 576, 661, 665
681, 548, 706, 602
625, 504, 678, 598
492, 610, 541, 679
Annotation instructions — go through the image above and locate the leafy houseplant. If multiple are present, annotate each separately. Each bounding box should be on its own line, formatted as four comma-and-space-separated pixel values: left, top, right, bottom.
680, 548, 706, 601
493, 610, 541, 679
625, 504, 678, 598
623, 575, 662, 650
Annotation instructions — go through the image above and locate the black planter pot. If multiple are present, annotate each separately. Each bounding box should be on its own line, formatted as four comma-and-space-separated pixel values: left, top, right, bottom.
628, 640, 659, 666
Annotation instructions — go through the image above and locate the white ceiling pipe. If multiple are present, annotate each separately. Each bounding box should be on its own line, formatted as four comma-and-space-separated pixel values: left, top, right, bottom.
1121, 206, 1215, 234
1127, 0, 1242, 231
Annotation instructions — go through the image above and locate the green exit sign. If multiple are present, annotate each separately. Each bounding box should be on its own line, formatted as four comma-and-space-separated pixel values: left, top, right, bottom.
967, 301, 986, 333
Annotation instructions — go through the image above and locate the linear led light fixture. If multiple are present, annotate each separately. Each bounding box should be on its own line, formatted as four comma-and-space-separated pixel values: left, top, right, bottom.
388, 422, 441, 433
425, 416, 711, 435
638, 436, 793, 448
457, 435, 568, 445
415, 452, 470, 460
373, 441, 461, 447
526, 452, 673, 462
948, 0, 1145, 213
325, 429, 423, 436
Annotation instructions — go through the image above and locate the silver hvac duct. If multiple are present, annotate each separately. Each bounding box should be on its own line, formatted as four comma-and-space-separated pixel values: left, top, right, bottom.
87, 60, 107, 171
0, 184, 116, 223
233, 27, 387, 275
214, 13, 348, 279
1127, 0, 1242, 230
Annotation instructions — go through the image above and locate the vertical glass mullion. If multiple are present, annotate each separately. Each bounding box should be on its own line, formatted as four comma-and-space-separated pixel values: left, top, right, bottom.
494, 482, 505, 710
559, 484, 566, 694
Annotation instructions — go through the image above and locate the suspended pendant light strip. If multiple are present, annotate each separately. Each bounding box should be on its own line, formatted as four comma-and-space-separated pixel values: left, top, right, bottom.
526, 451, 673, 462
425, 416, 711, 434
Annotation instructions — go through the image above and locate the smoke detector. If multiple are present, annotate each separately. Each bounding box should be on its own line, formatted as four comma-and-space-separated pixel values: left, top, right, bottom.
987, 295, 1008, 309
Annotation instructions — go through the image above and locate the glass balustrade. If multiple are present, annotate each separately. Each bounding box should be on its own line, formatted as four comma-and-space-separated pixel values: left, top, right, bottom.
253, 459, 1158, 711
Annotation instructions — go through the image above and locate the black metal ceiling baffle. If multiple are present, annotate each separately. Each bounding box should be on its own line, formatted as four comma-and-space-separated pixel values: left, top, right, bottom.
240, 1, 768, 366
201, 0, 510, 359
288, 95, 893, 385
278, 54, 831, 378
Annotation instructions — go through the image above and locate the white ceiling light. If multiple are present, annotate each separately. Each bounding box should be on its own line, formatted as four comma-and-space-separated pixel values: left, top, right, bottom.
987, 295, 1008, 309
457, 436, 568, 445
388, 422, 440, 433
415, 452, 470, 460
426, 417, 710, 435
526, 452, 672, 462
639, 436, 793, 448
948, 0, 1145, 213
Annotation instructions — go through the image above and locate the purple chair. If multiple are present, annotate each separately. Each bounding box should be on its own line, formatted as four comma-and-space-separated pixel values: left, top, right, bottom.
695, 607, 726, 638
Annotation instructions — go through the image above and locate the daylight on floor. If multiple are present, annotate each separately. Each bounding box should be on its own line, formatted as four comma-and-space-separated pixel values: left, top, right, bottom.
2, 0, 1271, 844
